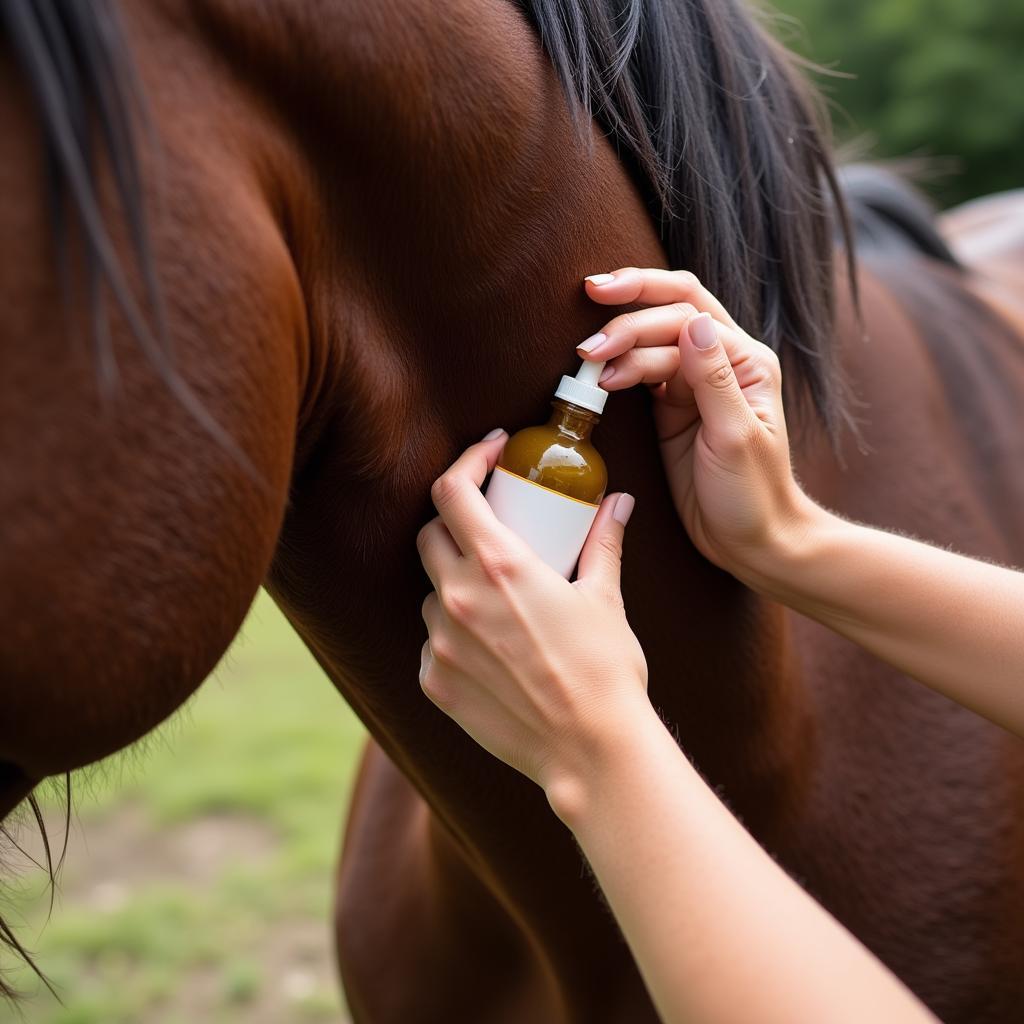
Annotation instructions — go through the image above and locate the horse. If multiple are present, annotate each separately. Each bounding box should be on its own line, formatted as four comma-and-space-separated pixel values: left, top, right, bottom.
2, 0, 1023, 1021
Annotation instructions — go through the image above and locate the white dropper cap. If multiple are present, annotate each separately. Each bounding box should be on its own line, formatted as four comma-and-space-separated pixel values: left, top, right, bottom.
553, 359, 608, 415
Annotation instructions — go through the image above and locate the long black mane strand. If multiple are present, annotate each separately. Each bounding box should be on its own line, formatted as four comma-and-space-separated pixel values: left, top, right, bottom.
0, 0, 257, 475
518, 0, 858, 434
1, 0, 158, 391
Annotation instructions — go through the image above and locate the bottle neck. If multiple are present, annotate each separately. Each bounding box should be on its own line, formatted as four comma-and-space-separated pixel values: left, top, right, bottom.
549, 399, 601, 441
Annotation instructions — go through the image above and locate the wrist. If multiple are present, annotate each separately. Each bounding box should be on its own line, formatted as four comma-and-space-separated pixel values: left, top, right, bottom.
737, 490, 835, 600
542, 701, 678, 832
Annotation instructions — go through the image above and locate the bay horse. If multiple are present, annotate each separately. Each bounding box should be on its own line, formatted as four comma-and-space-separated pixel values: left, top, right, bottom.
2, 0, 1023, 1021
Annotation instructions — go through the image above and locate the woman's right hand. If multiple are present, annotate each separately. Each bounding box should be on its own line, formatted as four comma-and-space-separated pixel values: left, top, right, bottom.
578, 268, 815, 584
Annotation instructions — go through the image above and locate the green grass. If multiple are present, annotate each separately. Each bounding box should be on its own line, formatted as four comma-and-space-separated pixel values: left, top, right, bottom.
1, 591, 367, 1023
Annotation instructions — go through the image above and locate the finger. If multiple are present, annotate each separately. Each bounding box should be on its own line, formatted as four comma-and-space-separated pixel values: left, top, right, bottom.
417, 517, 461, 589
419, 640, 432, 686
421, 590, 441, 632
576, 302, 698, 362
584, 268, 740, 330
599, 346, 681, 392
679, 314, 758, 445
650, 378, 700, 443
575, 492, 634, 596
659, 314, 776, 434
418, 635, 459, 713
431, 430, 508, 555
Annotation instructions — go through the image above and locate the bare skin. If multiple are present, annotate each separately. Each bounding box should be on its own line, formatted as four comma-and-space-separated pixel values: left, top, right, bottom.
417, 268, 1024, 1024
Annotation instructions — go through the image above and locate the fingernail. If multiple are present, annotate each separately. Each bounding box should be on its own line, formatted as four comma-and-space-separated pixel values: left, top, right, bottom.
598, 365, 615, 384
690, 313, 718, 350
577, 332, 607, 354
585, 273, 616, 286
482, 428, 506, 441
612, 493, 635, 526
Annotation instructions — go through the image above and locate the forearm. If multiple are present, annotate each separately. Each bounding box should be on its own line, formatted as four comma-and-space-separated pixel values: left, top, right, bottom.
547, 710, 935, 1024
754, 502, 1024, 736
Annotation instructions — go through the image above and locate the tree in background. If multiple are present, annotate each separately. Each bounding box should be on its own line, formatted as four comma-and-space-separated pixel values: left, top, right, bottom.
771, 0, 1024, 207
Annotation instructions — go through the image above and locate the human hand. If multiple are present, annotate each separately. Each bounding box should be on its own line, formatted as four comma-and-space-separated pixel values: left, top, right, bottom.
417, 433, 652, 806
580, 268, 815, 585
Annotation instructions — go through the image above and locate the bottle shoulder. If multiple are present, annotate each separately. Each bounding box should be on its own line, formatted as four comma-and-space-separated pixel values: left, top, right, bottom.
498, 425, 607, 504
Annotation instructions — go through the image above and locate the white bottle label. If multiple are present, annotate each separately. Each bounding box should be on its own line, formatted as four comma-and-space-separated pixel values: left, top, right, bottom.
485, 466, 600, 579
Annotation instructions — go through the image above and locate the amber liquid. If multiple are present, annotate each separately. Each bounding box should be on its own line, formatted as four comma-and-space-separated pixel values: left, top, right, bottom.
496, 399, 607, 505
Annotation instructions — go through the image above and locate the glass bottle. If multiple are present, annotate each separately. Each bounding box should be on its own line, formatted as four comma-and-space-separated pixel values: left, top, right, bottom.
485, 360, 608, 578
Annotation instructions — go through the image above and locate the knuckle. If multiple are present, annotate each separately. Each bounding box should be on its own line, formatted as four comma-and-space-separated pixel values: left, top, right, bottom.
440, 585, 474, 626
596, 531, 621, 562
476, 544, 519, 584
415, 521, 434, 555
420, 665, 457, 711
668, 301, 698, 320
704, 362, 734, 390
430, 473, 458, 510
761, 347, 782, 381
656, 346, 682, 377
673, 269, 700, 289
427, 632, 457, 669
420, 591, 438, 621
615, 310, 642, 336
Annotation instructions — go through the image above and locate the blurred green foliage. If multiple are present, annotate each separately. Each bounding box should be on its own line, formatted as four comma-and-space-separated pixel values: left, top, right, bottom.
770, 0, 1024, 206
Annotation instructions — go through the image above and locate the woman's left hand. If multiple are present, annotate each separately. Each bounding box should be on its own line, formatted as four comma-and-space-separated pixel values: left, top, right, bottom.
417, 431, 651, 800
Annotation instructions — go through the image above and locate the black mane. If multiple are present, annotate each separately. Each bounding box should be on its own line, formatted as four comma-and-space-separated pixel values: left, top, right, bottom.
6, 0, 859, 434
1, 0, 154, 390
518, 0, 857, 433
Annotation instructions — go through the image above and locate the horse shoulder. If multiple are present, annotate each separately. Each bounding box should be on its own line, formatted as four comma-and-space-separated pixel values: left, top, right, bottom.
0, 6, 308, 784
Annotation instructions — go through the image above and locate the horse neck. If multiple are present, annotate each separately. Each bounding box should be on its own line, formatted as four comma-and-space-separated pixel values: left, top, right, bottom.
216, 0, 819, 822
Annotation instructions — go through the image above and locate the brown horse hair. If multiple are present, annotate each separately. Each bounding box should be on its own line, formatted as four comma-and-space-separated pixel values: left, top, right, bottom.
6, 0, 858, 437
0, 0, 910, 1003
0, 3, 143, 989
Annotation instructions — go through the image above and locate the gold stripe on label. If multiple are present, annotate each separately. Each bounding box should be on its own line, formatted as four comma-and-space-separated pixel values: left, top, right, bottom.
492, 466, 601, 509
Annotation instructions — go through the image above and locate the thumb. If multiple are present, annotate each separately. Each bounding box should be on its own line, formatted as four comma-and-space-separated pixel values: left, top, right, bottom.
680, 313, 756, 446
575, 492, 635, 595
